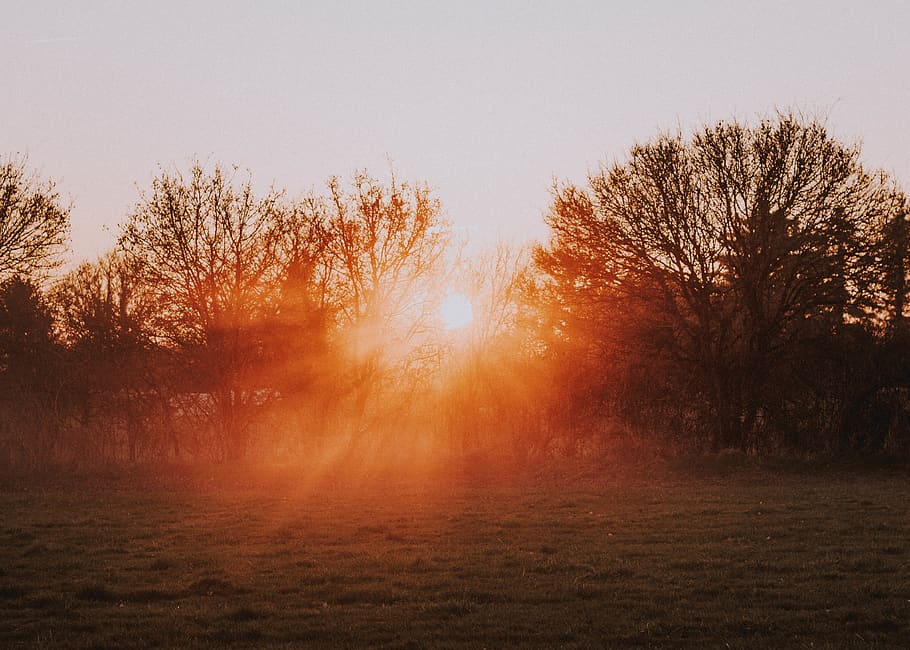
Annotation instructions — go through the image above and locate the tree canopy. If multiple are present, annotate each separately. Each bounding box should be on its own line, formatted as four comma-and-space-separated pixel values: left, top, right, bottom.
536, 113, 910, 452
0, 155, 70, 278
2, 112, 910, 468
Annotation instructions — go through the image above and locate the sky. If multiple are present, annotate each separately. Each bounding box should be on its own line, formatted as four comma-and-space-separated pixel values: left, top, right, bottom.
3, 1, 909, 266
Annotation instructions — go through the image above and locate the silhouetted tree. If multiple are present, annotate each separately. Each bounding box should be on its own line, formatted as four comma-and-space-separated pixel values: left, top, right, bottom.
538, 113, 902, 452
0, 155, 70, 278
54, 253, 169, 461
55, 253, 153, 351
868, 188, 910, 335
120, 162, 285, 458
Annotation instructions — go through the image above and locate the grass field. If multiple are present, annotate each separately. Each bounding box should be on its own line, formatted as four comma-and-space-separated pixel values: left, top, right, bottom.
1, 461, 908, 648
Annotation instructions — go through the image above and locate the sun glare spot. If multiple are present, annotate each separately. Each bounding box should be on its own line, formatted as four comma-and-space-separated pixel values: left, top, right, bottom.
440, 293, 474, 331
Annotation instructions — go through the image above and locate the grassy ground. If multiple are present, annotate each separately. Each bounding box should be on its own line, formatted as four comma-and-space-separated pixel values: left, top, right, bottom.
1, 461, 908, 648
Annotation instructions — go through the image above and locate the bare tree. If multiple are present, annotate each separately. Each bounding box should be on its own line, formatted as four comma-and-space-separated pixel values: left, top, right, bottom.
263, 198, 338, 449
866, 186, 910, 335
539, 113, 899, 451
53, 253, 168, 461
119, 161, 285, 458
54, 252, 155, 349
311, 172, 451, 431
0, 155, 70, 278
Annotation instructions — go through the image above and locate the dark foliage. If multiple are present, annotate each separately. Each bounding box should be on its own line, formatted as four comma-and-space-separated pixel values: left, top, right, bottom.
535, 113, 910, 454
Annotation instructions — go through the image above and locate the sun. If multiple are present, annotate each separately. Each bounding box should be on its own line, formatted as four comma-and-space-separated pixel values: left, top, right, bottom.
439, 293, 474, 331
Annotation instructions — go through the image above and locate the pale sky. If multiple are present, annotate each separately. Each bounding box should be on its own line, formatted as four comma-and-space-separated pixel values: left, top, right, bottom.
3, 1, 909, 265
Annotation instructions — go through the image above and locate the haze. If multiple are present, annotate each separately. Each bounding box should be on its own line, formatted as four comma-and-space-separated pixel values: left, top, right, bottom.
3, 1, 909, 263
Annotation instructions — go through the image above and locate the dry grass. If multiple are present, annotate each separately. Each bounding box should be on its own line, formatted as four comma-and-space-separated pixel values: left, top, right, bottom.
1, 460, 908, 648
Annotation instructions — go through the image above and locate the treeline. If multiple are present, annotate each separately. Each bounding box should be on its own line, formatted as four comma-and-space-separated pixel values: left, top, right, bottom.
1, 113, 908, 468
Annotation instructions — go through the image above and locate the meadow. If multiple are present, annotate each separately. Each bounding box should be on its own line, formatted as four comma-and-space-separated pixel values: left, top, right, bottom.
1, 460, 908, 648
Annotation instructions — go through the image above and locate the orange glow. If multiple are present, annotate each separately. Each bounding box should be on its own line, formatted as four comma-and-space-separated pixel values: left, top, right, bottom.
440, 293, 474, 330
